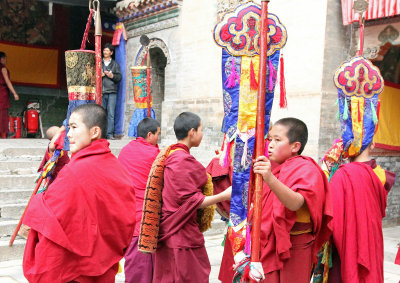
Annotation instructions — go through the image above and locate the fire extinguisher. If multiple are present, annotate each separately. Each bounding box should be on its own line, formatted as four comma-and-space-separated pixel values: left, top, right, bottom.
24, 101, 40, 135
8, 116, 15, 138
14, 116, 22, 138
8, 116, 15, 134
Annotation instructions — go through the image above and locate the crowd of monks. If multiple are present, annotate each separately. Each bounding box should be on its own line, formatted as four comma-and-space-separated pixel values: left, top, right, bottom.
19, 104, 398, 283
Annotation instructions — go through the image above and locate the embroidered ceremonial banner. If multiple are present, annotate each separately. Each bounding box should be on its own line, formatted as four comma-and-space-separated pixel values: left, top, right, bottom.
374, 83, 400, 151
334, 56, 384, 156
128, 66, 156, 137
213, 3, 287, 270
0, 41, 59, 88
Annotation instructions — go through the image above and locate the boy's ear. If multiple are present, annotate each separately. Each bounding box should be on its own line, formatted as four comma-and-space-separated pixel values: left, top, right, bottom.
188, 128, 195, 137
291, 141, 302, 154
90, 126, 102, 140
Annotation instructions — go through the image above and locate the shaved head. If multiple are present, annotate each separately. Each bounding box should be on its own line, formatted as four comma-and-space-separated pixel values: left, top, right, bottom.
71, 104, 107, 139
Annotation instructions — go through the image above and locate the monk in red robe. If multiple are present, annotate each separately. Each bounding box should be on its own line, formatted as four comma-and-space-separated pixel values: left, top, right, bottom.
252, 118, 332, 283
19, 126, 70, 240
22, 104, 136, 282
153, 112, 231, 283
118, 118, 160, 283
396, 248, 400, 265
329, 143, 395, 283
218, 135, 279, 283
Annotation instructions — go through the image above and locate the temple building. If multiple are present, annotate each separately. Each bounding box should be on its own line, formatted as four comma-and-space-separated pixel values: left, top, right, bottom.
0, 0, 398, 224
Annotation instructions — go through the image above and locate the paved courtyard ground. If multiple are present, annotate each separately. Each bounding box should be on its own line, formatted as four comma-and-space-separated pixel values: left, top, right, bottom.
1, 227, 399, 283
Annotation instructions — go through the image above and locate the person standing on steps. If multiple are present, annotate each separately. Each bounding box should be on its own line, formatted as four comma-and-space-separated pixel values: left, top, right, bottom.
102, 43, 122, 140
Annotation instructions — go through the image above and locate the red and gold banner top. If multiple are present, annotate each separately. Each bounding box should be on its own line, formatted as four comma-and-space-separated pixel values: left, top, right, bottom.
334, 56, 384, 99
213, 2, 287, 56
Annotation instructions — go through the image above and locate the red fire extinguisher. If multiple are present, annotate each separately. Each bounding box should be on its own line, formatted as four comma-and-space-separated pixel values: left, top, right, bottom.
14, 116, 22, 138
8, 116, 15, 135
24, 101, 40, 135
25, 109, 39, 134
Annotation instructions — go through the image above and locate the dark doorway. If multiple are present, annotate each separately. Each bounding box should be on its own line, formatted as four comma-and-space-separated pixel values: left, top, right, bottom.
150, 47, 167, 130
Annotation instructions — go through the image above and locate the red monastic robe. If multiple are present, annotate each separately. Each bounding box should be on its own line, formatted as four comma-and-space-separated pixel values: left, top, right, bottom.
23, 139, 136, 283
118, 137, 159, 283
260, 156, 332, 281
153, 144, 210, 283
396, 248, 400, 265
330, 161, 394, 283
118, 137, 159, 236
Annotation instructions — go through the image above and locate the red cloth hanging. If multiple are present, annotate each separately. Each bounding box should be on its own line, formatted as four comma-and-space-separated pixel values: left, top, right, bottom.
279, 54, 287, 108
341, 0, 400, 25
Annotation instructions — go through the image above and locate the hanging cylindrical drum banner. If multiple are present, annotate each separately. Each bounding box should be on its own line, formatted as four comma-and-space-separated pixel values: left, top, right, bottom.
128, 66, 156, 137
63, 50, 96, 150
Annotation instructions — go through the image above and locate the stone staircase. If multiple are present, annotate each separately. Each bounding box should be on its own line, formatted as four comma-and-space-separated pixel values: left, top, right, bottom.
0, 140, 45, 262
0, 138, 226, 262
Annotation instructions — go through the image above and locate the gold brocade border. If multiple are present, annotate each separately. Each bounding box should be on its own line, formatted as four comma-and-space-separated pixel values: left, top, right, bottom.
135, 102, 153, 108
68, 86, 96, 94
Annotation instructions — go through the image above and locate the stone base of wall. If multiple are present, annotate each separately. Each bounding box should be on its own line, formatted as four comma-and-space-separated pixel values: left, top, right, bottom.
160, 97, 225, 166
375, 156, 400, 226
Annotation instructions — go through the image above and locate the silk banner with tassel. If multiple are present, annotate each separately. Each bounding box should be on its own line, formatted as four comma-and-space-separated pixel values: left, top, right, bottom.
213, 2, 287, 280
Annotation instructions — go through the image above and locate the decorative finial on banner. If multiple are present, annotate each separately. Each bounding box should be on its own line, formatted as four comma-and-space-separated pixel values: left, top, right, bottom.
353, 0, 368, 56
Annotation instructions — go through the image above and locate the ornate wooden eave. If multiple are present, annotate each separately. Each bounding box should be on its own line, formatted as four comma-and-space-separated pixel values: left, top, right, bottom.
115, 0, 180, 23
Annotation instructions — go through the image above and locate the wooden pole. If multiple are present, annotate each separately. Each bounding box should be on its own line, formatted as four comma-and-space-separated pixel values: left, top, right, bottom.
358, 17, 365, 56
94, 0, 102, 105
9, 176, 44, 246
146, 48, 152, 117
250, 1, 269, 280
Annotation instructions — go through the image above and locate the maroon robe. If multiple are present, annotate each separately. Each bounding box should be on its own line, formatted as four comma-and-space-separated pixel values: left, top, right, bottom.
330, 160, 395, 283
206, 157, 231, 218
0, 63, 10, 133
118, 137, 159, 283
259, 156, 332, 282
23, 139, 136, 282
153, 144, 210, 283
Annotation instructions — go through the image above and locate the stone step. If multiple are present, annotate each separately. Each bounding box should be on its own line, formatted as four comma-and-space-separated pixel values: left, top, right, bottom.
204, 217, 227, 236
384, 237, 400, 262
0, 237, 25, 262
0, 220, 18, 237
0, 189, 33, 205
0, 161, 41, 174
383, 226, 400, 262
1, 148, 45, 159
0, 175, 38, 190
0, 148, 122, 160
0, 204, 26, 220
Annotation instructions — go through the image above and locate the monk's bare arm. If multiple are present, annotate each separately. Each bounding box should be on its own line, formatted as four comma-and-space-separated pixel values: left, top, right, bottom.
199, 186, 231, 209
48, 126, 66, 153
253, 156, 304, 211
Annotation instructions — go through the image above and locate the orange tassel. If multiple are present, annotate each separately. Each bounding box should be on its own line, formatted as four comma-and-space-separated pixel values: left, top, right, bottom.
250, 60, 258, 90
279, 54, 287, 108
